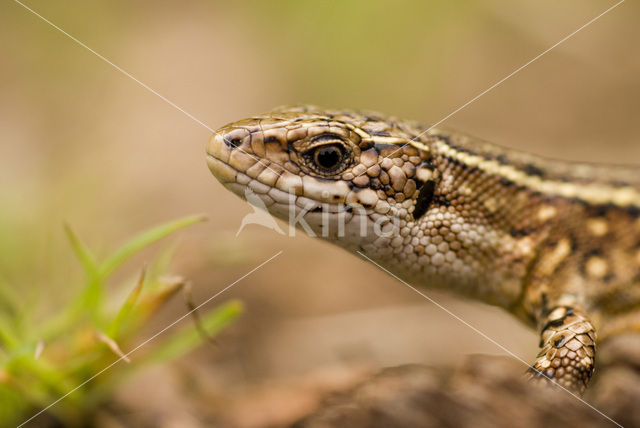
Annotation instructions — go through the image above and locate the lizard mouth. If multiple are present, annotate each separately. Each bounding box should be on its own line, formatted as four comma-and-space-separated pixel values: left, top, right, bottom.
207, 154, 347, 214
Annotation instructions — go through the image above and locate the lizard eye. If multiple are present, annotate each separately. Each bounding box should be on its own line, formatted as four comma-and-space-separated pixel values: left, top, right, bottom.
311, 144, 346, 173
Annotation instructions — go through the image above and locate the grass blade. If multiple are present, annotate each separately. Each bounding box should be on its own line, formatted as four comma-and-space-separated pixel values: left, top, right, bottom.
95, 332, 130, 363
98, 215, 206, 278
64, 223, 99, 278
135, 276, 186, 323
65, 223, 105, 315
146, 300, 242, 364
107, 268, 146, 338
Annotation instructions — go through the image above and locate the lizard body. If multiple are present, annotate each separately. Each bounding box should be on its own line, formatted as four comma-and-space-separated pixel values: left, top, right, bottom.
206, 105, 640, 394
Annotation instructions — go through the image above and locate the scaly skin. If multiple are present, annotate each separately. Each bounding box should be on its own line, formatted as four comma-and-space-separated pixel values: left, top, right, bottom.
206, 105, 640, 394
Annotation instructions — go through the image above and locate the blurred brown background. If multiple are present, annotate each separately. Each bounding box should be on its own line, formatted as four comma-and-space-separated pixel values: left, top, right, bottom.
1, 0, 639, 426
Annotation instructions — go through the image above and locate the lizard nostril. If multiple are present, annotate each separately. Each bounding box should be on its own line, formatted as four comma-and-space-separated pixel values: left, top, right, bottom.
221, 128, 250, 150
223, 136, 243, 149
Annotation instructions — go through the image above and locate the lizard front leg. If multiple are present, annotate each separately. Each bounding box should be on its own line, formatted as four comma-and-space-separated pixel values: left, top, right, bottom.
528, 305, 596, 394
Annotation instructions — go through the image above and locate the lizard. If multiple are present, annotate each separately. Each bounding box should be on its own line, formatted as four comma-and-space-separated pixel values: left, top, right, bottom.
205, 105, 640, 395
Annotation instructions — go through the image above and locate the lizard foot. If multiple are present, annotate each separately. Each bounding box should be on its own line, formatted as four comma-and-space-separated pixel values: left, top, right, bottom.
527, 305, 596, 395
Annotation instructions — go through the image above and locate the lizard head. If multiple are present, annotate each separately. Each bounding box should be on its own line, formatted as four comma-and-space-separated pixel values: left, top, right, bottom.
206, 105, 435, 251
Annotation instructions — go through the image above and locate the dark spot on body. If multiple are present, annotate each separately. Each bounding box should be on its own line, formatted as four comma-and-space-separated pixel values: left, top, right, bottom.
510, 226, 534, 237
542, 316, 567, 332
584, 248, 603, 257
417, 161, 435, 171
626, 205, 640, 217
373, 143, 398, 152
264, 136, 280, 144
541, 293, 549, 311
435, 195, 451, 207
553, 334, 567, 347
568, 234, 579, 251
583, 203, 639, 218
438, 137, 479, 158
499, 177, 513, 187
524, 164, 545, 177
440, 154, 464, 168
587, 205, 610, 217
370, 178, 382, 190
496, 154, 509, 165
359, 141, 374, 150
413, 180, 436, 221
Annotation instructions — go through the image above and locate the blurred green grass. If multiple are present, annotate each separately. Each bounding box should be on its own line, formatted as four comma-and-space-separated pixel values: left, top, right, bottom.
0, 215, 242, 426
